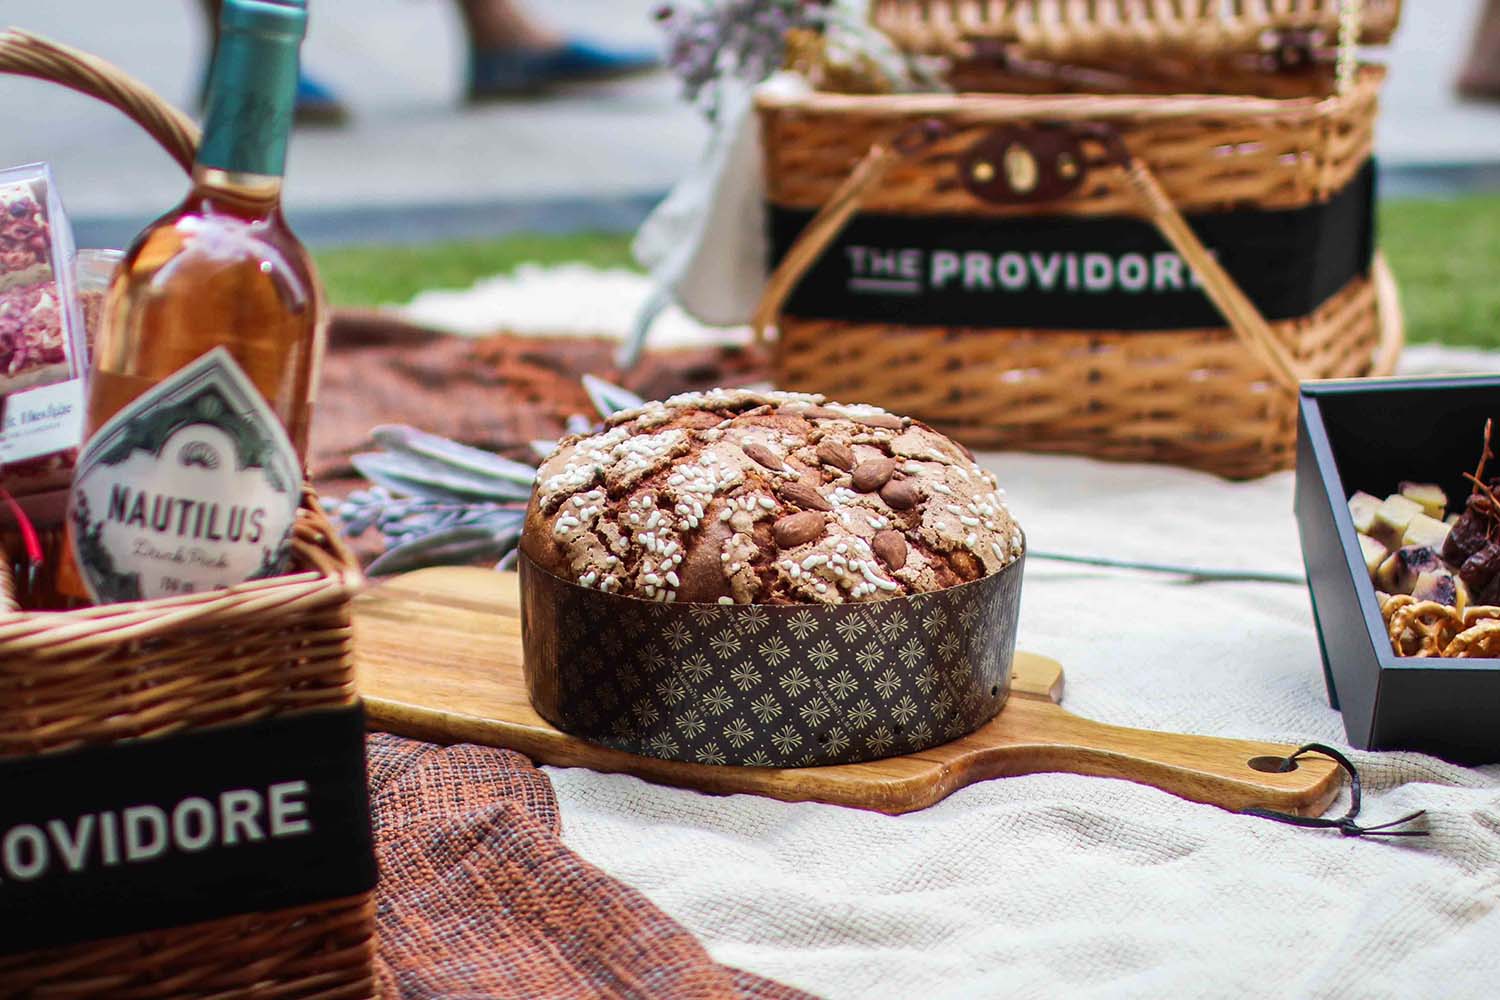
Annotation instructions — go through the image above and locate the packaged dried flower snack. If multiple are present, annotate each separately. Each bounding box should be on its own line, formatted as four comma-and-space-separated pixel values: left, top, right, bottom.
0, 163, 88, 521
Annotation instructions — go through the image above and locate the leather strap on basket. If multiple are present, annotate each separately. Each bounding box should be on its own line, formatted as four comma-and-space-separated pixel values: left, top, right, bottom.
0, 29, 199, 173
754, 120, 1308, 394
1337, 0, 1364, 96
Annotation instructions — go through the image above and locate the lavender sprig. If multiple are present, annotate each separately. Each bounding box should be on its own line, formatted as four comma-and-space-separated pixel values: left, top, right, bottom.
326, 376, 641, 575
323, 487, 528, 575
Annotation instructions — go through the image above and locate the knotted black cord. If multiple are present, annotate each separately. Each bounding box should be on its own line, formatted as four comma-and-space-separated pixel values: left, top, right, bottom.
1241, 743, 1429, 838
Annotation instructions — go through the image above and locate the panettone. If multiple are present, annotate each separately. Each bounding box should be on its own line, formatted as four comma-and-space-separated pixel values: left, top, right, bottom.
522, 389, 1022, 605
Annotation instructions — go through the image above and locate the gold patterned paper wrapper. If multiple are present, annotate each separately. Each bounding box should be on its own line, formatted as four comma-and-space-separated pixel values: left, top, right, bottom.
520, 551, 1024, 767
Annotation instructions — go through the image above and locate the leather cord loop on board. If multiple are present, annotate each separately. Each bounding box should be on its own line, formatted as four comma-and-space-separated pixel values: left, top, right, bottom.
1241, 743, 1429, 838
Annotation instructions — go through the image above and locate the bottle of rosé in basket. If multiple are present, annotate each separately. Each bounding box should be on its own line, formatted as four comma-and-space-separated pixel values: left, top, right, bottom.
60, 0, 323, 605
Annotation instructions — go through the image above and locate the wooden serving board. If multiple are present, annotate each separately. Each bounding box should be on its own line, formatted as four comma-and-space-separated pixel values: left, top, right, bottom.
353, 568, 1341, 816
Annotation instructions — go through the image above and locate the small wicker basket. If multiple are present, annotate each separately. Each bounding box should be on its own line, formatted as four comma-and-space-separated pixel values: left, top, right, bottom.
754, 7, 1403, 480
872, 0, 1402, 61
0, 30, 376, 998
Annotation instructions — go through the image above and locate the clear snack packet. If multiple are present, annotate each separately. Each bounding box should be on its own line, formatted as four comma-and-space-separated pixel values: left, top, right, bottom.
0, 162, 89, 524
75, 248, 122, 353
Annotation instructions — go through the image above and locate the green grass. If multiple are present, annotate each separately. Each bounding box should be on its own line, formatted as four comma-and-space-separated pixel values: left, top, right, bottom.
314, 198, 1500, 348
315, 231, 635, 309
1378, 196, 1500, 349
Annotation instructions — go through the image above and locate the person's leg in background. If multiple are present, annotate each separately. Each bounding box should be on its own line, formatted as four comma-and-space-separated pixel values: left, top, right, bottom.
458, 0, 659, 101
196, 0, 660, 119
1459, 0, 1500, 100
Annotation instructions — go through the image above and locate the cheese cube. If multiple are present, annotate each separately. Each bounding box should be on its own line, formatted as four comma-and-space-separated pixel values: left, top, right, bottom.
1402, 513, 1452, 550
1370, 494, 1425, 549
1358, 534, 1388, 578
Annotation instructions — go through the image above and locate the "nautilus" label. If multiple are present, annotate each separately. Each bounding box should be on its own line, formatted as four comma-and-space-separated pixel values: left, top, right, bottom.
69, 347, 301, 604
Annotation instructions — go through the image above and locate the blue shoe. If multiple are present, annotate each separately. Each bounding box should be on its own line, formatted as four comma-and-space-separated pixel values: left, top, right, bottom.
468, 37, 661, 100
199, 67, 349, 126
293, 72, 350, 126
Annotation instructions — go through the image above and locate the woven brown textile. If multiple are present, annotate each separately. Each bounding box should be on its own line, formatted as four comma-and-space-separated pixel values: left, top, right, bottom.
314, 312, 769, 497
368, 734, 816, 1000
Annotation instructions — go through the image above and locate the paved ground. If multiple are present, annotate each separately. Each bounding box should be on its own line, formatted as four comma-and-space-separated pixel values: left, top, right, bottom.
1, 0, 1497, 247
1, 0, 699, 243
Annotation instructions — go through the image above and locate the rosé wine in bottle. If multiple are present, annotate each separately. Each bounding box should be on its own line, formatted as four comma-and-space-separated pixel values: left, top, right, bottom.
62, 0, 324, 604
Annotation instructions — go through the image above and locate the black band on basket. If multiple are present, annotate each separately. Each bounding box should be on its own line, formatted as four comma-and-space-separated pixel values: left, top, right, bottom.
1241, 742, 1428, 838
768, 159, 1376, 331
0, 704, 378, 955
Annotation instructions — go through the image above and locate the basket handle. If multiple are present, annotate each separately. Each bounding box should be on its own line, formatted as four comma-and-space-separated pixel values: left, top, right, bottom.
0, 28, 200, 174
1103, 134, 1304, 392
1369, 251, 1404, 376
752, 121, 949, 345
752, 122, 1307, 393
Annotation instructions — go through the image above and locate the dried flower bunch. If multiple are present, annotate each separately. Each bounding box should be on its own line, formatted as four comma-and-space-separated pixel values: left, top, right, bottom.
781, 25, 894, 94
656, 0, 833, 118
654, 0, 934, 118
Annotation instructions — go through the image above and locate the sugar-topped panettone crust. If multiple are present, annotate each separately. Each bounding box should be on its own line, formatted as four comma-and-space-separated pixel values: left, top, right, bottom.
521, 389, 1022, 605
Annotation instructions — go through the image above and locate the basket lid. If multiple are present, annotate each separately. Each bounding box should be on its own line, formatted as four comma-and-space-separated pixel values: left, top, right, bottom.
871, 0, 1401, 61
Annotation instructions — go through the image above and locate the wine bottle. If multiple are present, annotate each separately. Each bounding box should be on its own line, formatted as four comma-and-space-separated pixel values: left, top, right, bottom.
63, 0, 323, 604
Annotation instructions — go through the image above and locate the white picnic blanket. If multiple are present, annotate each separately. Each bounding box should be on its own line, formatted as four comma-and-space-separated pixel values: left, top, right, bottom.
408, 269, 1500, 998
550, 448, 1500, 1000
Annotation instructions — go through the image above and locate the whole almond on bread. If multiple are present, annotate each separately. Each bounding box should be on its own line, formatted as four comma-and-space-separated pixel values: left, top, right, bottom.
816, 440, 856, 471
742, 441, 785, 471
852, 459, 897, 493
779, 481, 833, 511
872, 530, 908, 570
880, 478, 920, 511
773, 511, 827, 548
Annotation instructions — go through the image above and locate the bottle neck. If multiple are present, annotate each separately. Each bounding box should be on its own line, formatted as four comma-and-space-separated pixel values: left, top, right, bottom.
195, 9, 303, 179
191, 165, 283, 207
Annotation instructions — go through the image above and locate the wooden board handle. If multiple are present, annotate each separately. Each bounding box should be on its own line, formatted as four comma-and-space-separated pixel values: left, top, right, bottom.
993, 656, 1342, 816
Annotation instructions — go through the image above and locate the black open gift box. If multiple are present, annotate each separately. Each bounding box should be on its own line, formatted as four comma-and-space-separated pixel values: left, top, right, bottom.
1296, 375, 1500, 764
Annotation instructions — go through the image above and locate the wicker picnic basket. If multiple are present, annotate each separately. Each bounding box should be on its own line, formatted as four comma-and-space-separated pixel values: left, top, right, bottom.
871, 0, 1402, 61
0, 30, 376, 998
755, 2, 1403, 479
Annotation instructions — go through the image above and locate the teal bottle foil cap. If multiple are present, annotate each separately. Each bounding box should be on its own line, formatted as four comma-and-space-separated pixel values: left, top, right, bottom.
197, 0, 308, 178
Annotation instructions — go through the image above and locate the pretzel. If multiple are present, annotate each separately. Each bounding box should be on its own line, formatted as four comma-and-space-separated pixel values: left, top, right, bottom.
1382, 596, 1464, 657
1461, 605, 1500, 626
1442, 619, 1500, 658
